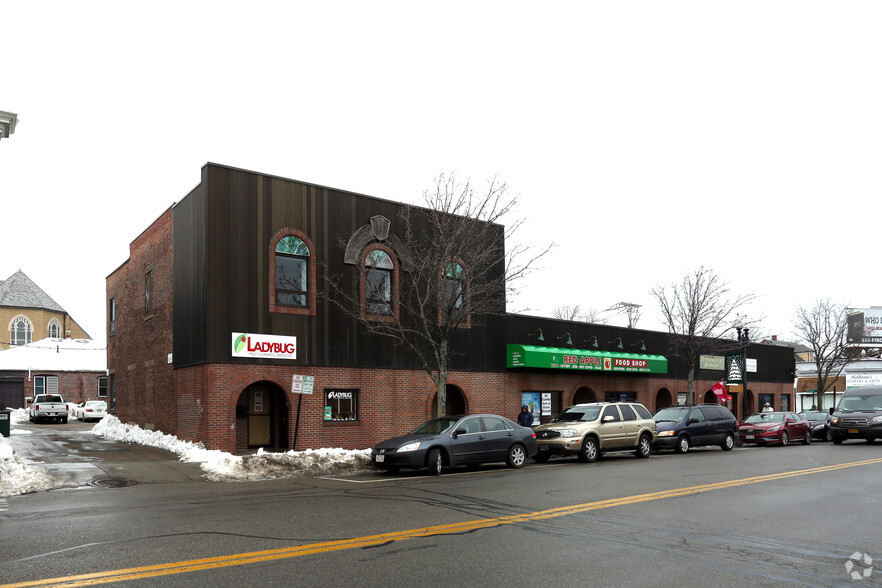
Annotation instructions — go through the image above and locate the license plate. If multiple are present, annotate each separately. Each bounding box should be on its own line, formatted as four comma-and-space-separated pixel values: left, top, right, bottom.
746, 435, 754, 439
848, 429, 859, 434
376, 454, 384, 463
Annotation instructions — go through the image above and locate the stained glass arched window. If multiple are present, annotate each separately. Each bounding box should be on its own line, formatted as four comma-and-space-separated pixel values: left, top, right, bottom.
365, 249, 393, 315
275, 236, 310, 307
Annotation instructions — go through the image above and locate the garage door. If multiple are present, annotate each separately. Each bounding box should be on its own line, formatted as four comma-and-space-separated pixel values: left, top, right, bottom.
0, 380, 25, 409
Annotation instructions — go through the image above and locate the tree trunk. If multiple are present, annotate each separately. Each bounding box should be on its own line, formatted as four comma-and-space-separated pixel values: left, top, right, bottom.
436, 338, 449, 417
686, 363, 695, 405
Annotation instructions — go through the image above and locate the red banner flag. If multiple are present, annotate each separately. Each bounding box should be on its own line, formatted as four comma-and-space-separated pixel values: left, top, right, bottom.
711, 379, 730, 401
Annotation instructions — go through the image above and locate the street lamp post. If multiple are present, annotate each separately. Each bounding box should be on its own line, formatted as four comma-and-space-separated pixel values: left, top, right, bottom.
736, 326, 750, 416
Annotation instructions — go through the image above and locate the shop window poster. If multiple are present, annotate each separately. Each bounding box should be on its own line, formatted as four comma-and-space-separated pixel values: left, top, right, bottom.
521, 392, 542, 418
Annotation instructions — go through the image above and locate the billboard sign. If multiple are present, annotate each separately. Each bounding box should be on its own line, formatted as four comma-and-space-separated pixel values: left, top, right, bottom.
847, 309, 882, 347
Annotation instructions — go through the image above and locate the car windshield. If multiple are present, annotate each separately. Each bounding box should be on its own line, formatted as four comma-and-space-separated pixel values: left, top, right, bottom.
554, 406, 602, 422
653, 407, 689, 422
411, 417, 459, 435
744, 413, 784, 423
838, 395, 882, 411
801, 412, 826, 421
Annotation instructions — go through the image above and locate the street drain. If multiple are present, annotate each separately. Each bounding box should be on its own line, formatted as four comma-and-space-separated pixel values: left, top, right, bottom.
88, 477, 138, 488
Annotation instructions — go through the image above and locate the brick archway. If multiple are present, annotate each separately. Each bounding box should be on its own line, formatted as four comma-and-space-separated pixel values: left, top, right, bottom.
431, 385, 467, 417
235, 380, 290, 454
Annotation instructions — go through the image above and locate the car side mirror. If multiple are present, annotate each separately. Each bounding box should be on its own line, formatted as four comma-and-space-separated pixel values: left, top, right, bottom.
829, 407, 834, 415
602, 415, 615, 423
454, 428, 467, 437
689, 417, 700, 424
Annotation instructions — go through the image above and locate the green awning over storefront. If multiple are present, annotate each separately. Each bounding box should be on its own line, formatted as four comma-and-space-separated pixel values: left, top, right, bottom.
506, 344, 668, 374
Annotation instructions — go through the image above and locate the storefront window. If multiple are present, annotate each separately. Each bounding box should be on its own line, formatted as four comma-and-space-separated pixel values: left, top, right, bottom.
324, 389, 358, 421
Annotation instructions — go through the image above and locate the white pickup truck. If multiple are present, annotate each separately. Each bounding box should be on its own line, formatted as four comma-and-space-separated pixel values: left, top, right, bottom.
29, 394, 69, 424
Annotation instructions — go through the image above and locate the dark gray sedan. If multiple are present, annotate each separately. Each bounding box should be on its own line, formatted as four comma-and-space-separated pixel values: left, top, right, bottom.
371, 414, 538, 475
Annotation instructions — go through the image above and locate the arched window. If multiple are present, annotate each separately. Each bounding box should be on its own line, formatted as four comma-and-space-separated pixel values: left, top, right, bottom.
365, 249, 394, 316
48, 318, 61, 339
441, 261, 465, 317
274, 236, 310, 307
10, 315, 33, 346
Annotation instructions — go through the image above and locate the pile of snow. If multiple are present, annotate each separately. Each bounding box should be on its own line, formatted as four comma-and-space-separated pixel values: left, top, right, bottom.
1, 408, 373, 497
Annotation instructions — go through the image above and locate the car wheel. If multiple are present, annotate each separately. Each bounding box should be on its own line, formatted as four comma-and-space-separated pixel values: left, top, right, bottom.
780, 431, 789, 446
533, 452, 550, 463
61, 417, 68, 424
384, 466, 399, 475
721, 433, 735, 451
507, 444, 527, 468
832, 435, 844, 445
803, 430, 812, 445
427, 448, 444, 475
29, 414, 34, 422
635, 434, 652, 458
825, 429, 833, 442
867, 437, 876, 444
675, 435, 690, 454
578, 437, 599, 463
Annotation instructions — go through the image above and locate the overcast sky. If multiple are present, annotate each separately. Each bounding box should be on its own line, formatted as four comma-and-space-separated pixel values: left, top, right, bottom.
3, 1, 879, 348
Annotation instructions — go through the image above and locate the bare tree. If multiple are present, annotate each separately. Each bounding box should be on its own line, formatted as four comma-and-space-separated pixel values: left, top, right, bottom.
607, 302, 642, 328
793, 299, 860, 409
651, 267, 757, 404
553, 304, 583, 321
552, 304, 605, 323
328, 174, 553, 417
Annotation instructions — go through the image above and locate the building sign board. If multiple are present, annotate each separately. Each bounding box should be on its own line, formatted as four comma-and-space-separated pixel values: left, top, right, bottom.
846, 373, 882, 388
232, 332, 297, 360
847, 308, 882, 346
506, 345, 667, 374
700, 355, 725, 370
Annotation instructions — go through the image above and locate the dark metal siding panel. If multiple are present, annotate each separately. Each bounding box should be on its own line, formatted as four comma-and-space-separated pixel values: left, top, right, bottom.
188, 164, 501, 372
172, 180, 208, 368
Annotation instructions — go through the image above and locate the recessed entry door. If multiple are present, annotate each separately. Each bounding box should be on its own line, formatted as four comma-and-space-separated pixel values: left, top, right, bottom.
248, 388, 271, 446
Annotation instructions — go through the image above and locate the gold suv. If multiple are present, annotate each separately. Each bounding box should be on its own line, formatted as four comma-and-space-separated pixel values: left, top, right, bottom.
533, 402, 657, 463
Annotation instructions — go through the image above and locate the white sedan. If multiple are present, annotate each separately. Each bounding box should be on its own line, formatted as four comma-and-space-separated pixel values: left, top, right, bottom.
74, 401, 107, 422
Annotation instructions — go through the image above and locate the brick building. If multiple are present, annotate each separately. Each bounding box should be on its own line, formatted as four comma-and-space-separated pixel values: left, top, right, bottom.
107, 163, 795, 454
0, 337, 107, 409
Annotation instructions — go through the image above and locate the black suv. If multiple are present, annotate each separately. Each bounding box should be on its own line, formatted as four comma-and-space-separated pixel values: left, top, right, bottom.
652, 404, 737, 453
829, 385, 882, 444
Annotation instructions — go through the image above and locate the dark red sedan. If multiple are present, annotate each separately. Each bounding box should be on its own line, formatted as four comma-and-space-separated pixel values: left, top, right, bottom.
738, 412, 812, 446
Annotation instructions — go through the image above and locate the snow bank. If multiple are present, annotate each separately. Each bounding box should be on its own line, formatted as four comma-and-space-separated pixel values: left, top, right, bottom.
1, 409, 373, 497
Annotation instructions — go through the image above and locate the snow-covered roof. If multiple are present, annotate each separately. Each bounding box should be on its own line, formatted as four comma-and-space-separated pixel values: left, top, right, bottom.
0, 270, 67, 313
0, 337, 106, 372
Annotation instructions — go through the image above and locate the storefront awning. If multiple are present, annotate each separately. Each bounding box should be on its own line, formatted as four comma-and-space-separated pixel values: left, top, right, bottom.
506, 344, 668, 374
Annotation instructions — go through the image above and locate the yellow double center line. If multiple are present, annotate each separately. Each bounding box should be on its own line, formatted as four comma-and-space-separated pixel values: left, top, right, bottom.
6, 457, 881, 588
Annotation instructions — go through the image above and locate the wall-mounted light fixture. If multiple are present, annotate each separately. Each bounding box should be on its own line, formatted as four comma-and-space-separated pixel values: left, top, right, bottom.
585, 335, 599, 348
631, 339, 646, 352
556, 332, 573, 346
609, 337, 623, 350
528, 328, 544, 344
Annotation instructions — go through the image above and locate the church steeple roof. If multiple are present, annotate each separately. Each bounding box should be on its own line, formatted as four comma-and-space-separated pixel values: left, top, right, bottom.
0, 270, 67, 313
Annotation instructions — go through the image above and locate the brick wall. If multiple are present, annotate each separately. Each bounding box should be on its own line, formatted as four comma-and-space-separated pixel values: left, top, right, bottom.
167, 362, 792, 453
24, 371, 106, 405
107, 206, 176, 433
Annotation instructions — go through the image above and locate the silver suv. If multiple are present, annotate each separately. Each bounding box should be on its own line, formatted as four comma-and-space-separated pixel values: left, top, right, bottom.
533, 402, 657, 463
